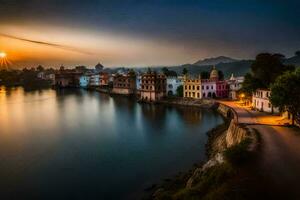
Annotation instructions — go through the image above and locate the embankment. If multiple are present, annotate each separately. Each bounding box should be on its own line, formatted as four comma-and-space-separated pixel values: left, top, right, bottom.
149, 103, 259, 200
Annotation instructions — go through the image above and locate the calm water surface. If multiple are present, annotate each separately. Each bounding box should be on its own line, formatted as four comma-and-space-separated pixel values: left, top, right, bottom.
0, 87, 224, 199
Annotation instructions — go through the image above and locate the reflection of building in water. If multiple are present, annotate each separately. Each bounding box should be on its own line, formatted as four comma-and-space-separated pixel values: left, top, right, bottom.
179, 107, 203, 124
140, 104, 167, 128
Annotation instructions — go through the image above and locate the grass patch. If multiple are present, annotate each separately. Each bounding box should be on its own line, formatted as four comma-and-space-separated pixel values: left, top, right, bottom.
171, 163, 235, 200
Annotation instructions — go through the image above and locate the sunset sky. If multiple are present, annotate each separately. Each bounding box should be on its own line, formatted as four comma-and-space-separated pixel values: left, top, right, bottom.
0, 0, 299, 68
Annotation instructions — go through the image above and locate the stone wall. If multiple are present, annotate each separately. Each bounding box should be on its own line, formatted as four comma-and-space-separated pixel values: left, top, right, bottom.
225, 120, 249, 148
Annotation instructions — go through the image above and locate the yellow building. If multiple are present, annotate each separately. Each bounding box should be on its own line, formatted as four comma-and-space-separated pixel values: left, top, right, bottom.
183, 74, 201, 99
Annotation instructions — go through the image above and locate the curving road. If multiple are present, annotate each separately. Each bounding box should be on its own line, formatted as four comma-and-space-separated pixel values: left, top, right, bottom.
219, 101, 300, 199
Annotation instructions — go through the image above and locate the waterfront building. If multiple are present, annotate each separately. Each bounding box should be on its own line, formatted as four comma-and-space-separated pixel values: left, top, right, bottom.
216, 80, 229, 98
99, 72, 109, 86
112, 70, 136, 95
89, 74, 100, 87
201, 79, 216, 98
252, 89, 279, 113
79, 75, 90, 88
136, 74, 142, 90
140, 71, 166, 102
201, 67, 219, 98
135, 74, 142, 97
37, 71, 45, 79
37, 71, 55, 85
55, 72, 82, 88
201, 66, 229, 98
227, 74, 244, 100
183, 75, 201, 99
166, 76, 183, 96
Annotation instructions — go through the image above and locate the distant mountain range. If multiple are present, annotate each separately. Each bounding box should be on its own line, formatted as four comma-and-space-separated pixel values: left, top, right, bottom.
165, 54, 300, 78
193, 56, 238, 66
284, 55, 300, 66
105, 55, 300, 79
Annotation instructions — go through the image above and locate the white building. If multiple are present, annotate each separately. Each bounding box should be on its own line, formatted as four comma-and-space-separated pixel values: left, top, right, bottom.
37, 72, 55, 85
136, 74, 142, 90
227, 74, 244, 100
166, 76, 183, 96
89, 74, 100, 86
201, 79, 216, 98
252, 89, 279, 113
79, 75, 90, 88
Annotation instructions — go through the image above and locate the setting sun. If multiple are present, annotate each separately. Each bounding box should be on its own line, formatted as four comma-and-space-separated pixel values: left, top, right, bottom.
0, 52, 7, 58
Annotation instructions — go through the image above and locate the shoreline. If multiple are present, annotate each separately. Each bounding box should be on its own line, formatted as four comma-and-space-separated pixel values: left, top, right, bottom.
145, 103, 259, 199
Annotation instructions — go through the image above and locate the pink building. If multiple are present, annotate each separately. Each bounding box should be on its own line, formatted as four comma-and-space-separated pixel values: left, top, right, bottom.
216, 81, 229, 98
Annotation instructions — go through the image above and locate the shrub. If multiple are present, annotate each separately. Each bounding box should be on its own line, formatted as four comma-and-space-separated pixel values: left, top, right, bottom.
223, 138, 252, 166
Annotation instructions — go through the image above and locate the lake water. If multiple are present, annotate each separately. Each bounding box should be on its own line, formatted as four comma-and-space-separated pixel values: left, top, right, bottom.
0, 87, 224, 199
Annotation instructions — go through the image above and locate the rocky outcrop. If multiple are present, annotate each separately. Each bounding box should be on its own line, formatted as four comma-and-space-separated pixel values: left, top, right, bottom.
226, 121, 249, 147
186, 153, 224, 188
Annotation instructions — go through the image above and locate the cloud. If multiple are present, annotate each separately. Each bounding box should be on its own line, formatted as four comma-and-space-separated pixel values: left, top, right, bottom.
0, 33, 94, 55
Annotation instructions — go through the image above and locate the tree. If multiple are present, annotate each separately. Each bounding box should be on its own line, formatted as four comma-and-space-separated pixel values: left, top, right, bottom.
295, 51, 300, 57
240, 73, 264, 99
270, 68, 300, 125
162, 67, 177, 77
37, 65, 44, 71
162, 67, 169, 75
182, 68, 188, 75
240, 53, 295, 99
251, 53, 294, 88
75, 66, 88, 72
200, 71, 209, 79
218, 70, 224, 80
176, 85, 183, 97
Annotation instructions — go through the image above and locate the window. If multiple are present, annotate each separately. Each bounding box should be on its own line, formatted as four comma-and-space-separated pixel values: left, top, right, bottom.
193, 85, 195, 90
202, 86, 204, 90
197, 86, 199, 90
268, 103, 271, 108
206, 86, 209, 90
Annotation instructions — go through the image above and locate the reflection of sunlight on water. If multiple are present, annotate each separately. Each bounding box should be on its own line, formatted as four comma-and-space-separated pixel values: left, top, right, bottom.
0, 87, 56, 105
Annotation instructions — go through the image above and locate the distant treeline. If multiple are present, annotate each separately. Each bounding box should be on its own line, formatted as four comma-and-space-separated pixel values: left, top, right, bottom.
0, 67, 53, 89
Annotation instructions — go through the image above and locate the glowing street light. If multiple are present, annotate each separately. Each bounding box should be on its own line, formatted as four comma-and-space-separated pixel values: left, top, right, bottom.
239, 93, 245, 105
